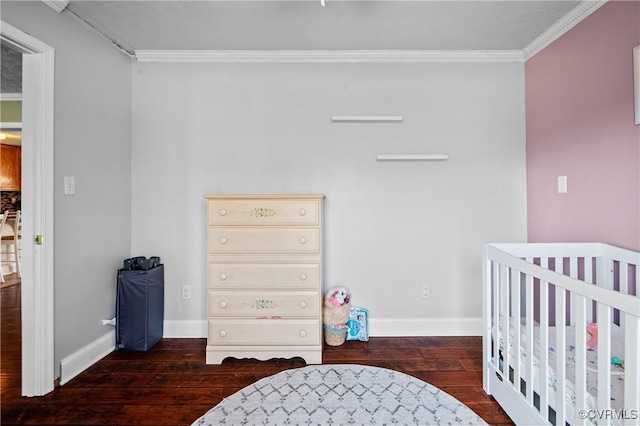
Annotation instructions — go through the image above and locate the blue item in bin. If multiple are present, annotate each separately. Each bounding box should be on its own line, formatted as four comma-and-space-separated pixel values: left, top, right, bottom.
347, 307, 369, 341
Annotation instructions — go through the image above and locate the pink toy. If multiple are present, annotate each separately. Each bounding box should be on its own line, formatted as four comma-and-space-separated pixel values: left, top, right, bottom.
586, 323, 598, 349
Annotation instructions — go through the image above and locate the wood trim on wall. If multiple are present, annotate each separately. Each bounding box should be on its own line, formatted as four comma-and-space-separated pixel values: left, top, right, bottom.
1, 20, 55, 397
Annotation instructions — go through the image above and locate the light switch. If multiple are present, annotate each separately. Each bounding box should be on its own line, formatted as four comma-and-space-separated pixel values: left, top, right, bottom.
64, 176, 76, 195
558, 176, 567, 194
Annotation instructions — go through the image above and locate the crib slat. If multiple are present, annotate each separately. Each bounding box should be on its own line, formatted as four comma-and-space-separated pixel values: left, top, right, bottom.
525, 258, 535, 405
500, 264, 510, 378
585, 257, 594, 322
492, 261, 500, 373
620, 263, 629, 328
555, 285, 567, 426
483, 253, 491, 393
597, 257, 615, 290
585, 257, 594, 283
620, 263, 629, 295
624, 314, 640, 426
512, 267, 521, 390
540, 258, 550, 422
597, 304, 612, 420
574, 294, 587, 426
569, 257, 578, 326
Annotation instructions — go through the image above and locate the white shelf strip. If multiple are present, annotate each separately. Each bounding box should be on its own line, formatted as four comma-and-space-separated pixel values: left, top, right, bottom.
376, 154, 449, 161
331, 116, 403, 123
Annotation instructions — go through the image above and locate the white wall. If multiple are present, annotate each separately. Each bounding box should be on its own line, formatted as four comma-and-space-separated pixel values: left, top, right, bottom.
132, 60, 527, 334
3, 2, 132, 375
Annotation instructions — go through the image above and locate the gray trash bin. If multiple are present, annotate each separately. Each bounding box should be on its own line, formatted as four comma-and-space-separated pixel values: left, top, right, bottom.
115, 263, 164, 351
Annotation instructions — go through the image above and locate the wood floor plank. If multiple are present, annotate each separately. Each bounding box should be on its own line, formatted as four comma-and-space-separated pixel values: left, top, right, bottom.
74, 388, 224, 405
1, 284, 513, 425
63, 372, 154, 388
105, 405, 212, 426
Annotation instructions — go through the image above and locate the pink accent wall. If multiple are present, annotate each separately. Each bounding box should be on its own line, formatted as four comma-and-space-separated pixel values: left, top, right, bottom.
526, 1, 640, 251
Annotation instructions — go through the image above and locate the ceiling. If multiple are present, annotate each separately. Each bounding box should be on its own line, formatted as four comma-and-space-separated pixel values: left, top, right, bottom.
62, 0, 587, 55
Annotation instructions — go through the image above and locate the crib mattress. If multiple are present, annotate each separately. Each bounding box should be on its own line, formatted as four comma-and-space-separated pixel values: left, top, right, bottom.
498, 321, 626, 423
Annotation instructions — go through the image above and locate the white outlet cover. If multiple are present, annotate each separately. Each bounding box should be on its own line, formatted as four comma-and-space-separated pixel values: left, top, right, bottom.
63, 176, 76, 195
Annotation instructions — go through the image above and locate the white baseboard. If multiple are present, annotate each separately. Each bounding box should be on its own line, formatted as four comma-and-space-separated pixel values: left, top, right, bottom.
163, 320, 208, 338
59, 330, 115, 385
160, 317, 482, 338
370, 317, 482, 337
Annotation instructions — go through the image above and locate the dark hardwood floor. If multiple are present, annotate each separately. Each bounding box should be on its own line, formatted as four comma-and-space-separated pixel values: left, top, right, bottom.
1, 282, 513, 425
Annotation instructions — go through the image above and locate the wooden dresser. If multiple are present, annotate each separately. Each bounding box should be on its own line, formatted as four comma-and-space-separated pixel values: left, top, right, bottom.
204, 194, 324, 364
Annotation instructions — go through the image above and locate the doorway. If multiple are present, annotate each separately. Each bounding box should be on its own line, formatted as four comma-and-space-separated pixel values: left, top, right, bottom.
1, 44, 23, 283
1, 21, 55, 397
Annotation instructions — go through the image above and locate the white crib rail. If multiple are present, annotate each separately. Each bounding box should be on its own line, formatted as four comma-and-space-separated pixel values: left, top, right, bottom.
625, 317, 640, 426
483, 243, 640, 426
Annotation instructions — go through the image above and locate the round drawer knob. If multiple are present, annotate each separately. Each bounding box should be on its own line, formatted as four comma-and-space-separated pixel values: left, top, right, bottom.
219, 330, 227, 338
299, 208, 307, 216
219, 209, 227, 216
299, 330, 307, 337
219, 301, 227, 309
299, 237, 307, 245
299, 301, 307, 309
219, 273, 227, 281
219, 237, 227, 245
299, 273, 307, 281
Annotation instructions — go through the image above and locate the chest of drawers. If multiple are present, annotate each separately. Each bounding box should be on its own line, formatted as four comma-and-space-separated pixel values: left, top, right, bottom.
204, 194, 324, 364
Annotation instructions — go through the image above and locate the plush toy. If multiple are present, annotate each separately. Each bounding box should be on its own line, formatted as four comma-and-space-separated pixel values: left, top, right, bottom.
611, 356, 625, 370
323, 286, 351, 346
586, 323, 598, 349
323, 286, 351, 326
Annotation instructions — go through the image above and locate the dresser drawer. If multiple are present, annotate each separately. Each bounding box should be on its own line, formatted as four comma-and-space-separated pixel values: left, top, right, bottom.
208, 290, 320, 317
209, 227, 320, 254
208, 199, 319, 226
209, 263, 320, 289
208, 319, 321, 345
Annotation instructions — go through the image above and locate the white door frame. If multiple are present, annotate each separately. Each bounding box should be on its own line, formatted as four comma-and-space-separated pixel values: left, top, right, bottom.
1, 21, 55, 397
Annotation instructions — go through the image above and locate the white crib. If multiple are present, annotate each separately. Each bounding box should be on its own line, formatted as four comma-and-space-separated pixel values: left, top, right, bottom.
483, 243, 640, 426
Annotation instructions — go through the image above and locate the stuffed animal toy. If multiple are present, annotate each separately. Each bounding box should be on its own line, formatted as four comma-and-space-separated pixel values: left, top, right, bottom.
586, 323, 598, 349
323, 286, 351, 346
323, 286, 351, 326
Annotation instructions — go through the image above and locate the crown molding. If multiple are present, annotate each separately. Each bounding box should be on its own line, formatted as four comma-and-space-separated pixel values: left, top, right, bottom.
135, 49, 525, 64
41, 0, 69, 13
523, 0, 608, 60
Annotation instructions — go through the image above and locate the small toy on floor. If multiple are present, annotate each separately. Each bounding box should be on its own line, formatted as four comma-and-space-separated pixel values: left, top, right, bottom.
323, 286, 351, 346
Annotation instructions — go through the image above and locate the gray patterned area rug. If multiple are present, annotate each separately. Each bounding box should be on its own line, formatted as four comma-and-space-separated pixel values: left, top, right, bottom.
193, 364, 488, 425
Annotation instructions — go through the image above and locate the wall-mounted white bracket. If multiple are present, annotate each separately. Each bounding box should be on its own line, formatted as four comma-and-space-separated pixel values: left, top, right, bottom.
331, 116, 403, 123
376, 154, 449, 161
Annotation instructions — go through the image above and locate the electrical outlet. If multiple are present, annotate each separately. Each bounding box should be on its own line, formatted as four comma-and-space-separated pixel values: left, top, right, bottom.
64, 176, 76, 195
421, 284, 431, 299
182, 285, 192, 300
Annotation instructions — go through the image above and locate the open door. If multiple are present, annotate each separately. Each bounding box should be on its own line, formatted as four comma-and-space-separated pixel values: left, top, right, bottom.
1, 21, 55, 397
